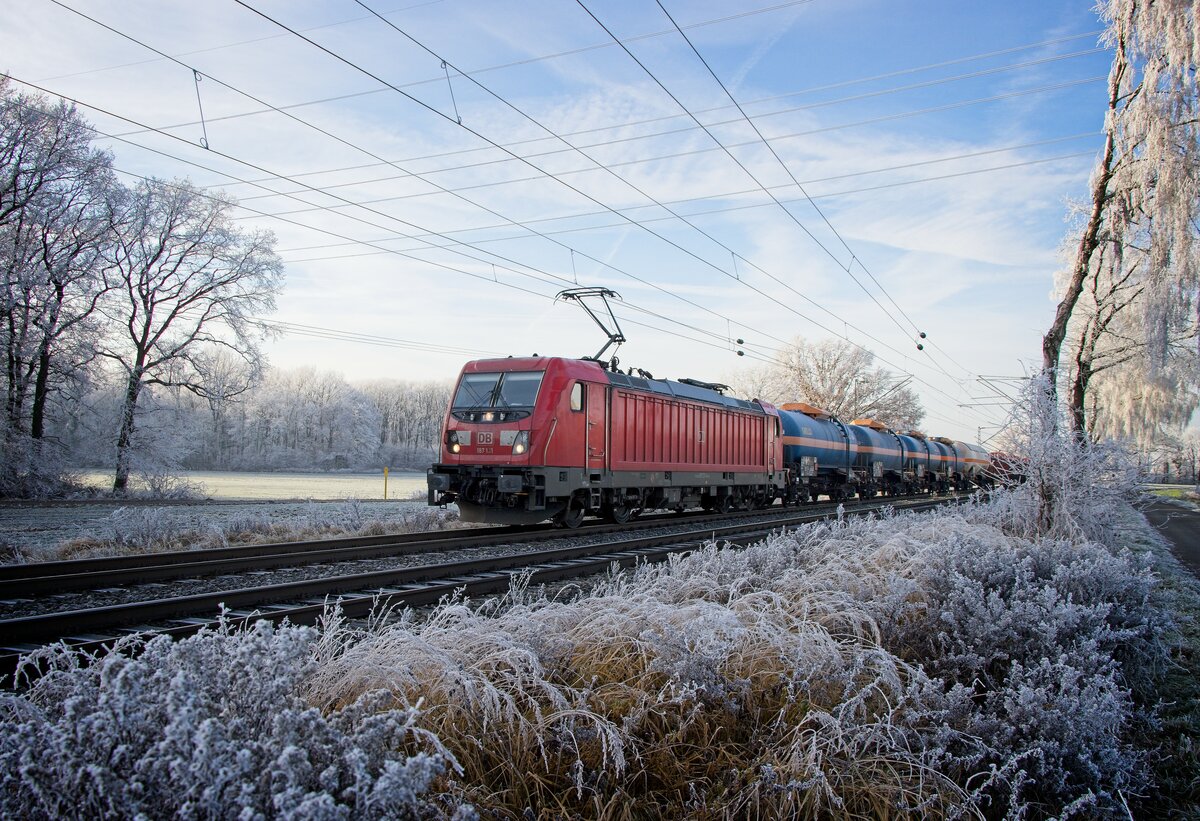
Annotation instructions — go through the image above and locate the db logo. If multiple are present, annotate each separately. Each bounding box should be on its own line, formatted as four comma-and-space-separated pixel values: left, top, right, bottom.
477, 431, 494, 445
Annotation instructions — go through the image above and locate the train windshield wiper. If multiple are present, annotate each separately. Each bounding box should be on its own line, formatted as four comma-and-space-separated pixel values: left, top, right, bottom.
452, 373, 501, 411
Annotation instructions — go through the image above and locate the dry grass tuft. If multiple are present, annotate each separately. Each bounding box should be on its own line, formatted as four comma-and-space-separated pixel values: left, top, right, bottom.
303, 545, 978, 820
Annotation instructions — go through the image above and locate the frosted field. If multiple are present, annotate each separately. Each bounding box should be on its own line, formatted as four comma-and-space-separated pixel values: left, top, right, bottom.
73, 469, 429, 501
0, 499, 440, 556
0, 470, 435, 556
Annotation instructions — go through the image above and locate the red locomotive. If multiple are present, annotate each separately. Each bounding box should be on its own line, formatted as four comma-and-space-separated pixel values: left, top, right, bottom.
426, 356, 785, 526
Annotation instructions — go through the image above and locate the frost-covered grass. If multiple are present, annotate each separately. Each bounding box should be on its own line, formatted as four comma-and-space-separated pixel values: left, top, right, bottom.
7, 500, 463, 563
1151, 486, 1200, 502
1133, 520, 1200, 817
4, 486, 1194, 820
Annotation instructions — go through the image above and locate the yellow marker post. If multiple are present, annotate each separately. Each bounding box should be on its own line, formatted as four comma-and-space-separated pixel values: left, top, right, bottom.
383, 466, 389, 500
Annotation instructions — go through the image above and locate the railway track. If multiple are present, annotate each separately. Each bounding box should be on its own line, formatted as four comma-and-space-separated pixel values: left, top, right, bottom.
0, 493, 972, 678
0, 506, 794, 595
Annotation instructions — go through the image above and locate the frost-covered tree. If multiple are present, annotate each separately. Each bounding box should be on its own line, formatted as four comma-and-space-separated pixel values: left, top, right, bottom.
1157, 425, 1200, 480
1064, 221, 1199, 445
100, 178, 282, 492
191, 348, 260, 469
235, 368, 380, 470
360, 378, 453, 465
1044, 0, 1200, 438
738, 337, 925, 429
0, 79, 116, 495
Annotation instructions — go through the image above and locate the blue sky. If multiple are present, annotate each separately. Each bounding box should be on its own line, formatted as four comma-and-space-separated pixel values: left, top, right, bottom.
0, 0, 1116, 442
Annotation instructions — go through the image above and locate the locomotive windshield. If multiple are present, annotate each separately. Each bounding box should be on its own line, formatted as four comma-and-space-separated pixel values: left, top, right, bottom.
452, 371, 544, 410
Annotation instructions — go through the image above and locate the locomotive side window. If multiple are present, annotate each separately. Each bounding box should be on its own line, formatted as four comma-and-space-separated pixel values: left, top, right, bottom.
570, 382, 584, 412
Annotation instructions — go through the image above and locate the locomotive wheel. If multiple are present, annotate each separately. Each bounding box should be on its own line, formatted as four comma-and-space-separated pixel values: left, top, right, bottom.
605, 501, 632, 525
554, 497, 585, 529
715, 495, 732, 514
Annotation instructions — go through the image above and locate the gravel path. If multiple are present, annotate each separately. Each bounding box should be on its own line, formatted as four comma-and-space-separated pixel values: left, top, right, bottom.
1145, 500, 1200, 579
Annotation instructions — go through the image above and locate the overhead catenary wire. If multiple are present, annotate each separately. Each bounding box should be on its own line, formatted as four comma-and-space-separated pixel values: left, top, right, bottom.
250, 320, 504, 358
2, 85, 572, 298
216, 73, 1107, 206
9, 11, 1017, 429
651, 0, 930, 344
100, 157, 785, 370
221, 2, 1016, 426
268, 0, 1009, 423
580, 0, 914, 346
8, 88, 795, 376
217, 77, 1101, 381
108, 34, 1105, 174
580, 0, 970, 384
45, 0, 863, 381
18, 87, 1003, 426
38, 0, 825, 85
238, 122, 1099, 217
98, 117, 993, 412
273, 148, 1097, 261
8, 59, 629, 330
36, 0, 447, 83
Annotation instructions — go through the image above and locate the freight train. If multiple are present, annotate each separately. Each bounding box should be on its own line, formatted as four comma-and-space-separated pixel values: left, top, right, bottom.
427, 355, 992, 527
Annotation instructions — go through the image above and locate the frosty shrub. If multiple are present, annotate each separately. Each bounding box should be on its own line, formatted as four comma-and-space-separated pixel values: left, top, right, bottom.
990, 373, 1141, 542
108, 505, 186, 551
780, 506, 1169, 813
0, 435, 86, 499
0, 619, 470, 820
305, 578, 980, 819
301, 490, 1178, 818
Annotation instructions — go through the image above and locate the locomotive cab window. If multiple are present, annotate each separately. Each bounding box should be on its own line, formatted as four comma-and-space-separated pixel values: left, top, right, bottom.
452, 371, 544, 410
570, 382, 584, 412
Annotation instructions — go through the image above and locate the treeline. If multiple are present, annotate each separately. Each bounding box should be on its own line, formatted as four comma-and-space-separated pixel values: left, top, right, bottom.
55, 367, 452, 475
1147, 429, 1200, 484
211, 370, 451, 472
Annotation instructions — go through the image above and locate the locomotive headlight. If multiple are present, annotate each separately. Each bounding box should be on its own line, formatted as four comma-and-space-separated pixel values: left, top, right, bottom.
446, 430, 470, 453
512, 430, 530, 455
